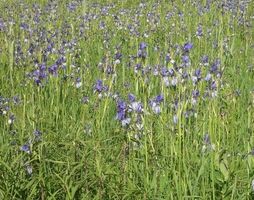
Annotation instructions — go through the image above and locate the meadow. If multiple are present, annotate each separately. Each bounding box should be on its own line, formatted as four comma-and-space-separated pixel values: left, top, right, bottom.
0, 0, 253, 199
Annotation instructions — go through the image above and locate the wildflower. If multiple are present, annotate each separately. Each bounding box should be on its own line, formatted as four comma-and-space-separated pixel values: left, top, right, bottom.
139, 42, 147, 50
56, 56, 66, 66
114, 52, 122, 64
75, 77, 82, 88
210, 81, 217, 90
106, 66, 114, 74
135, 63, 142, 73
192, 90, 200, 98
130, 101, 143, 113
116, 100, 126, 121
1, 106, 9, 115
155, 94, 164, 103
182, 71, 189, 79
204, 73, 212, 81
196, 24, 203, 37
31, 63, 47, 86
48, 64, 58, 76
8, 114, 15, 125
116, 100, 131, 126
210, 59, 220, 73
165, 53, 171, 63
201, 55, 209, 66
194, 69, 202, 80
183, 42, 193, 52
128, 93, 136, 102
94, 79, 107, 93
138, 42, 147, 59
182, 55, 190, 63
138, 50, 147, 59
161, 67, 169, 77
94, 80, 102, 92
168, 68, 174, 77
151, 103, 161, 114
149, 94, 164, 114
33, 129, 42, 137
114, 52, 122, 60
13, 96, 21, 105
20, 144, 31, 154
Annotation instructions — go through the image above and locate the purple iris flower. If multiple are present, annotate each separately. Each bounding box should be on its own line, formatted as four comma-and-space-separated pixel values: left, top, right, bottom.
168, 68, 174, 77
31, 63, 48, 85
182, 55, 190, 63
75, 78, 82, 88
204, 73, 212, 81
183, 42, 193, 52
115, 52, 122, 60
137, 50, 147, 59
116, 110, 126, 121
210, 59, 220, 73
165, 53, 171, 63
182, 71, 189, 79
117, 100, 126, 110
8, 114, 15, 125
193, 69, 201, 83
13, 96, 20, 105
139, 42, 147, 50
128, 93, 136, 102
138, 42, 147, 59
135, 63, 142, 71
20, 23, 29, 30
155, 94, 164, 103
161, 67, 168, 77
94, 80, 104, 93
201, 55, 209, 66
20, 144, 31, 154
34, 129, 42, 137
210, 81, 217, 90
39, 63, 46, 71
48, 64, 58, 76
196, 24, 203, 37
152, 104, 161, 114
192, 90, 200, 98
194, 69, 201, 78
56, 56, 66, 66
149, 94, 164, 114
116, 100, 127, 121
130, 102, 143, 113
116, 100, 131, 126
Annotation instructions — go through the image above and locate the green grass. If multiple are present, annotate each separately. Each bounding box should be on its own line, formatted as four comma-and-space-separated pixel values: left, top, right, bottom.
0, 0, 254, 199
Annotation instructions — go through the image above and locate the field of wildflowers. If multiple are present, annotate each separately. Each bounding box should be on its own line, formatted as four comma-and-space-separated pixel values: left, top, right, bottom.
0, 0, 253, 199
